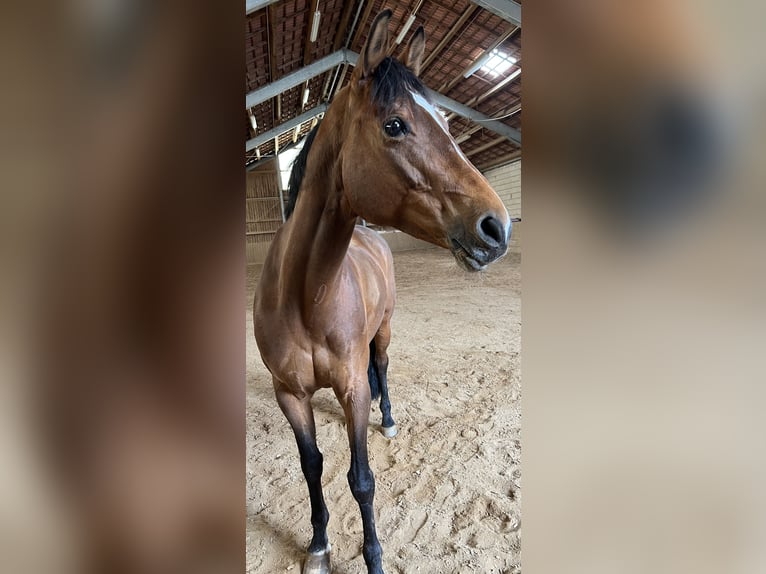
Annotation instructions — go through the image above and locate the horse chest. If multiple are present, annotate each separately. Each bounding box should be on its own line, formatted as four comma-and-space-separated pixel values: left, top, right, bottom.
256, 308, 363, 391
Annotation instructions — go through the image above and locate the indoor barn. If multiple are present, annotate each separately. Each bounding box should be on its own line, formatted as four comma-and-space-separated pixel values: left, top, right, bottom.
246, 1, 521, 572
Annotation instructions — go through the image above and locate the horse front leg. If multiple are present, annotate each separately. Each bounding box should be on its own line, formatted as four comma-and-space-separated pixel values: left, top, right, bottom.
340, 379, 385, 574
274, 385, 331, 574
373, 321, 397, 438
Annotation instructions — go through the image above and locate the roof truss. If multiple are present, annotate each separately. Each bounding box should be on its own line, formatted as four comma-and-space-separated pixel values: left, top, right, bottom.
246, 50, 520, 150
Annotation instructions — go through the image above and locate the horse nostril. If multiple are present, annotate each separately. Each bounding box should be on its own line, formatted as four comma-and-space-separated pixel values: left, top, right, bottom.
478, 215, 506, 247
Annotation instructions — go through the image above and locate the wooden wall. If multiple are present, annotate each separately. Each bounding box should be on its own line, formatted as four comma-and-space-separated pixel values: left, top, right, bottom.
246, 160, 282, 264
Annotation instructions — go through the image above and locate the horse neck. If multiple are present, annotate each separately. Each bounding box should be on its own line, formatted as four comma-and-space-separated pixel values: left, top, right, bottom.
279, 92, 356, 306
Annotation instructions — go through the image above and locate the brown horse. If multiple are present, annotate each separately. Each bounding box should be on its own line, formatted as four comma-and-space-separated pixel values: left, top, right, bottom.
253, 10, 511, 574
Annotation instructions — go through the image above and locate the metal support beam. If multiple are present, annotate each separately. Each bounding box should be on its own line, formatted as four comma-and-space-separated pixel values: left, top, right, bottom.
246, 136, 306, 171
471, 0, 521, 26
246, 0, 280, 16
427, 89, 521, 145
445, 84, 520, 122
246, 50, 355, 109
245, 50, 519, 152
246, 104, 328, 151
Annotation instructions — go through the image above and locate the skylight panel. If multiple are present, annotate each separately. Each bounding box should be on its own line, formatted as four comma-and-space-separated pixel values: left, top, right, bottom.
480, 49, 517, 77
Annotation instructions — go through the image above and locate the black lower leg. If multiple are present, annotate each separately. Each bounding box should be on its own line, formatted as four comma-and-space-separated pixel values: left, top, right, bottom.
376, 358, 395, 429
348, 457, 383, 573
296, 434, 330, 553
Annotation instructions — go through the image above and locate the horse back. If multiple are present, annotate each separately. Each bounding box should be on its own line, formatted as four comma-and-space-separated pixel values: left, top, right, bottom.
349, 225, 393, 264
347, 225, 395, 306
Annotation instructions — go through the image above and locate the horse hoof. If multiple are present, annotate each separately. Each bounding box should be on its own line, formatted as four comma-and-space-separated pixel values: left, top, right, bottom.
303, 544, 331, 574
382, 424, 398, 438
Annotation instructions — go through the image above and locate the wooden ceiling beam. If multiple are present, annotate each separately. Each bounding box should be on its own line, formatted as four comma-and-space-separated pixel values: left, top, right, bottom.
420, 5, 479, 72
328, 0, 373, 102
453, 123, 484, 143
476, 150, 521, 171
303, 0, 320, 67
322, 0, 360, 100
349, 0, 376, 50
267, 4, 280, 119
437, 23, 517, 95
299, 0, 321, 111
333, 0, 359, 52
465, 135, 507, 157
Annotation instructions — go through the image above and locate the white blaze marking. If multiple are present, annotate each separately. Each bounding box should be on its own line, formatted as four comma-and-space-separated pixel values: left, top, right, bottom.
409, 91, 486, 178
410, 90, 512, 239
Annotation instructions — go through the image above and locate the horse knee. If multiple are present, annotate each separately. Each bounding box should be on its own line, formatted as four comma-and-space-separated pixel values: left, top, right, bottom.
347, 467, 375, 505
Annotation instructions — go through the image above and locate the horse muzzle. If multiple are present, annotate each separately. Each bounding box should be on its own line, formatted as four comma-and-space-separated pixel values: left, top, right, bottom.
449, 214, 511, 272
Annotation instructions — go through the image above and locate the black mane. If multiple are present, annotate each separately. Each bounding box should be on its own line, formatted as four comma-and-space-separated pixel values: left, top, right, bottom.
370, 56, 430, 112
284, 121, 321, 220
284, 57, 429, 220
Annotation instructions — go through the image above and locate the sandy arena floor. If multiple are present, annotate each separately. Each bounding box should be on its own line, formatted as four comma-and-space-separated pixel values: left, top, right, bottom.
247, 247, 521, 574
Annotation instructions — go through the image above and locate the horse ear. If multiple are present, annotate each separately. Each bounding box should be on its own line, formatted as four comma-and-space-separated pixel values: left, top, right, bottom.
357, 10, 392, 79
404, 26, 426, 76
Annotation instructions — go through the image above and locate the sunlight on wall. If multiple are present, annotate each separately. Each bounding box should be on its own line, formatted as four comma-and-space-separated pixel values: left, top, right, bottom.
277, 142, 304, 191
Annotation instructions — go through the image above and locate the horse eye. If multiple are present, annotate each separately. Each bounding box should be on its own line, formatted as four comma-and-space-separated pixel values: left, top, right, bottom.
383, 117, 407, 138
